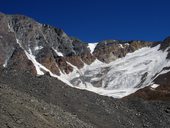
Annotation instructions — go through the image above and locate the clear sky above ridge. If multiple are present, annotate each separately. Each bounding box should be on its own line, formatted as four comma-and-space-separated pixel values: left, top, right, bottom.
0, 0, 170, 42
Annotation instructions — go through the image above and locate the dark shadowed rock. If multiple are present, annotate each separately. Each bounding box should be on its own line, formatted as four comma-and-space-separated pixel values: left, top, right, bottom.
160, 36, 170, 50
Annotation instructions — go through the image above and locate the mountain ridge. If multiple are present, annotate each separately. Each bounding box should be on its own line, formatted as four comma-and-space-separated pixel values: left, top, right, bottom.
0, 12, 170, 98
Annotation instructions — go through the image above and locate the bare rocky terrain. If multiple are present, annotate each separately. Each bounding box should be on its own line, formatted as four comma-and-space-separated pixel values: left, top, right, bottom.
0, 68, 170, 128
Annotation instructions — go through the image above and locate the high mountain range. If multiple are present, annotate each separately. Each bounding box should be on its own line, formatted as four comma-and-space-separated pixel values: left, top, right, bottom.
0, 12, 170, 128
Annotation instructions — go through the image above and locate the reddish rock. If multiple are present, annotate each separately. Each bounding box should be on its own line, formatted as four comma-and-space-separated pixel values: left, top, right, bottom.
36, 48, 60, 75
81, 53, 96, 65
7, 47, 37, 75
124, 85, 170, 101
66, 56, 84, 69
55, 57, 73, 74
94, 40, 153, 63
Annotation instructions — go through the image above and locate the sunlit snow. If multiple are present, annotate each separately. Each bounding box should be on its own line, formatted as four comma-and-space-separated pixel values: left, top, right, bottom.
151, 84, 159, 89
52, 48, 64, 56
88, 43, 98, 53
59, 44, 170, 98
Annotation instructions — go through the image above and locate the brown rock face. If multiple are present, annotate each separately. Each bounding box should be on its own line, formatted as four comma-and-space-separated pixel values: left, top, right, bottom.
129, 41, 152, 50
71, 38, 96, 65
66, 56, 84, 69
36, 47, 60, 75
81, 53, 96, 65
94, 43, 119, 63
55, 57, 73, 74
124, 85, 170, 101
94, 40, 153, 63
7, 47, 36, 75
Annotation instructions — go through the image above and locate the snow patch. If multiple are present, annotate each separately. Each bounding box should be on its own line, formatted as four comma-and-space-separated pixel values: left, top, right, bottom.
34, 46, 43, 51
125, 43, 129, 46
88, 43, 98, 53
25, 51, 44, 75
8, 23, 14, 32
151, 84, 159, 89
3, 60, 8, 67
52, 48, 64, 57
16, 39, 22, 47
119, 44, 124, 48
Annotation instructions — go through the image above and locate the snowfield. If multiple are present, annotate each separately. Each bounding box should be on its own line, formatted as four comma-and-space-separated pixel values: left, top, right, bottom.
88, 43, 98, 53
59, 44, 170, 98
13, 39, 170, 98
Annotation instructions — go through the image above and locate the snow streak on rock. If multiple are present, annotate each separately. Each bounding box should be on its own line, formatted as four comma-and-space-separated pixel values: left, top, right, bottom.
151, 84, 159, 89
88, 43, 98, 53
52, 48, 64, 57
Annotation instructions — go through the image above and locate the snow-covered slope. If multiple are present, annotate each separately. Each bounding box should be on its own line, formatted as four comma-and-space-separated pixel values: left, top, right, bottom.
58, 44, 170, 98
88, 43, 98, 53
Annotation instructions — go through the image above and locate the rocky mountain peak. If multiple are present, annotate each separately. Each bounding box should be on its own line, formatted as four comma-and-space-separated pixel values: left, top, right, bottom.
0, 12, 170, 98
0, 12, 170, 128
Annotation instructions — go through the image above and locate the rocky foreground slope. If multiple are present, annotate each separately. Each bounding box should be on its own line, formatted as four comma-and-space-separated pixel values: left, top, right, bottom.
0, 12, 170, 127
0, 69, 170, 128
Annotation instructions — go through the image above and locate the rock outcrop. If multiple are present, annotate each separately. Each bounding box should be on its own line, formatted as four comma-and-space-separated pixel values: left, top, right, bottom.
93, 40, 153, 63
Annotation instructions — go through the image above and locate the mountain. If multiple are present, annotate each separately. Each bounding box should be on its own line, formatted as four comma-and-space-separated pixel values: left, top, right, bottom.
0, 12, 170, 128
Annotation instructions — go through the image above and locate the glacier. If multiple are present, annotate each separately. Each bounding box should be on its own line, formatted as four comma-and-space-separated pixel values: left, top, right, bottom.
59, 44, 170, 98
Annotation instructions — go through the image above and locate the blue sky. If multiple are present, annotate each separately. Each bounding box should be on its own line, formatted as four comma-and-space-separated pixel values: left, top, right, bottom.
0, 0, 170, 42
